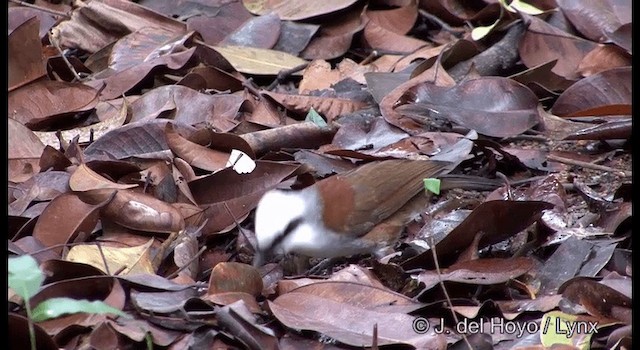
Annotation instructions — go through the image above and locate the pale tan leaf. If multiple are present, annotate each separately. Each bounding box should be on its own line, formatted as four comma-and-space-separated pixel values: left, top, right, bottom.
212, 45, 308, 75
66, 238, 157, 275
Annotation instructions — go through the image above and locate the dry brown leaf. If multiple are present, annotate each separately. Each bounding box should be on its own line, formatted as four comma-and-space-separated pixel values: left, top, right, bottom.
66, 238, 157, 275
243, 0, 359, 20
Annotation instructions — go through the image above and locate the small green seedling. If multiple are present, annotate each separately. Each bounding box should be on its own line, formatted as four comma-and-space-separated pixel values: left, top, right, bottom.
9, 255, 129, 350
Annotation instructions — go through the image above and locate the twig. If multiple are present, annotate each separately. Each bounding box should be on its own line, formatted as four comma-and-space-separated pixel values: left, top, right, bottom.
418, 9, 466, 35
9, 0, 70, 18
495, 172, 512, 200
547, 154, 631, 177
165, 245, 207, 280
242, 78, 262, 99
95, 241, 111, 275
48, 33, 82, 81
359, 50, 380, 65
266, 63, 309, 91
429, 236, 473, 349
223, 202, 256, 253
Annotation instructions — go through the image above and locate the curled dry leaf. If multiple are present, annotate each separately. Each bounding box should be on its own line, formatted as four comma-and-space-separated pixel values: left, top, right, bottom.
362, 14, 429, 53
69, 164, 138, 192
8, 314, 58, 350
551, 66, 631, 118
365, 0, 418, 35
31, 276, 126, 335
165, 123, 232, 173
100, 190, 185, 234
32, 193, 106, 255
207, 262, 263, 297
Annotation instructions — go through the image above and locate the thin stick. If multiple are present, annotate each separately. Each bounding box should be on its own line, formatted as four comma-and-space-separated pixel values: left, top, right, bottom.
429, 236, 472, 349
95, 241, 111, 275
165, 245, 207, 280
419, 9, 466, 35
223, 202, 254, 252
49, 33, 82, 81
266, 62, 309, 91
9, 0, 70, 18
547, 154, 631, 177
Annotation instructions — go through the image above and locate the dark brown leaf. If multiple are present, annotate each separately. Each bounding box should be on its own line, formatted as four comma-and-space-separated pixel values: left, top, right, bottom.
551, 67, 631, 118
8, 16, 46, 91
396, 77, 541, 138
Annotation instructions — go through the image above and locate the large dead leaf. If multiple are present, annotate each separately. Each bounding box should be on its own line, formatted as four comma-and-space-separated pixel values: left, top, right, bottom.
83, 120, 197, 161
417, 257, 536, 291
551, 66, 631, 117
395, 77, 541, 138
243, 0, 359, 20
269, 289, 446, 348
402, 200, 554, 269
556, 0, 631, 43
34, 98, 129, 148
87, 29, 198, 100
519, 15, 597, 79
8, 16, 46, 91
300, 6, 366, 60
9, 80, 100, 129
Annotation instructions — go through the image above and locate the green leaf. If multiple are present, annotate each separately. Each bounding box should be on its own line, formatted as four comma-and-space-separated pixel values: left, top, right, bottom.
423, 178, 441, 195
305, 108, 328, 127
31, 297, 130, 322
8, 255, 44, 300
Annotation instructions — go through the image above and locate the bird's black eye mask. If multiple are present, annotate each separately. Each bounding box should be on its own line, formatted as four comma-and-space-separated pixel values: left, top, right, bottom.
261, 216, 304, 259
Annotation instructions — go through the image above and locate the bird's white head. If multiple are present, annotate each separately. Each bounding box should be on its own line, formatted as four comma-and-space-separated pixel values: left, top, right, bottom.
253, 189, 310, 266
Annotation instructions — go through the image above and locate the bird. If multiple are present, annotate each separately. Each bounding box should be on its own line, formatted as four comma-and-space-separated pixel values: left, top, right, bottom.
252, 159, 450, 267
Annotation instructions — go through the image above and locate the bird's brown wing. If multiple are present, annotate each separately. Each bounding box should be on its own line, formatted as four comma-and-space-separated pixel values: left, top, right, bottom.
317, 159, 450, 237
